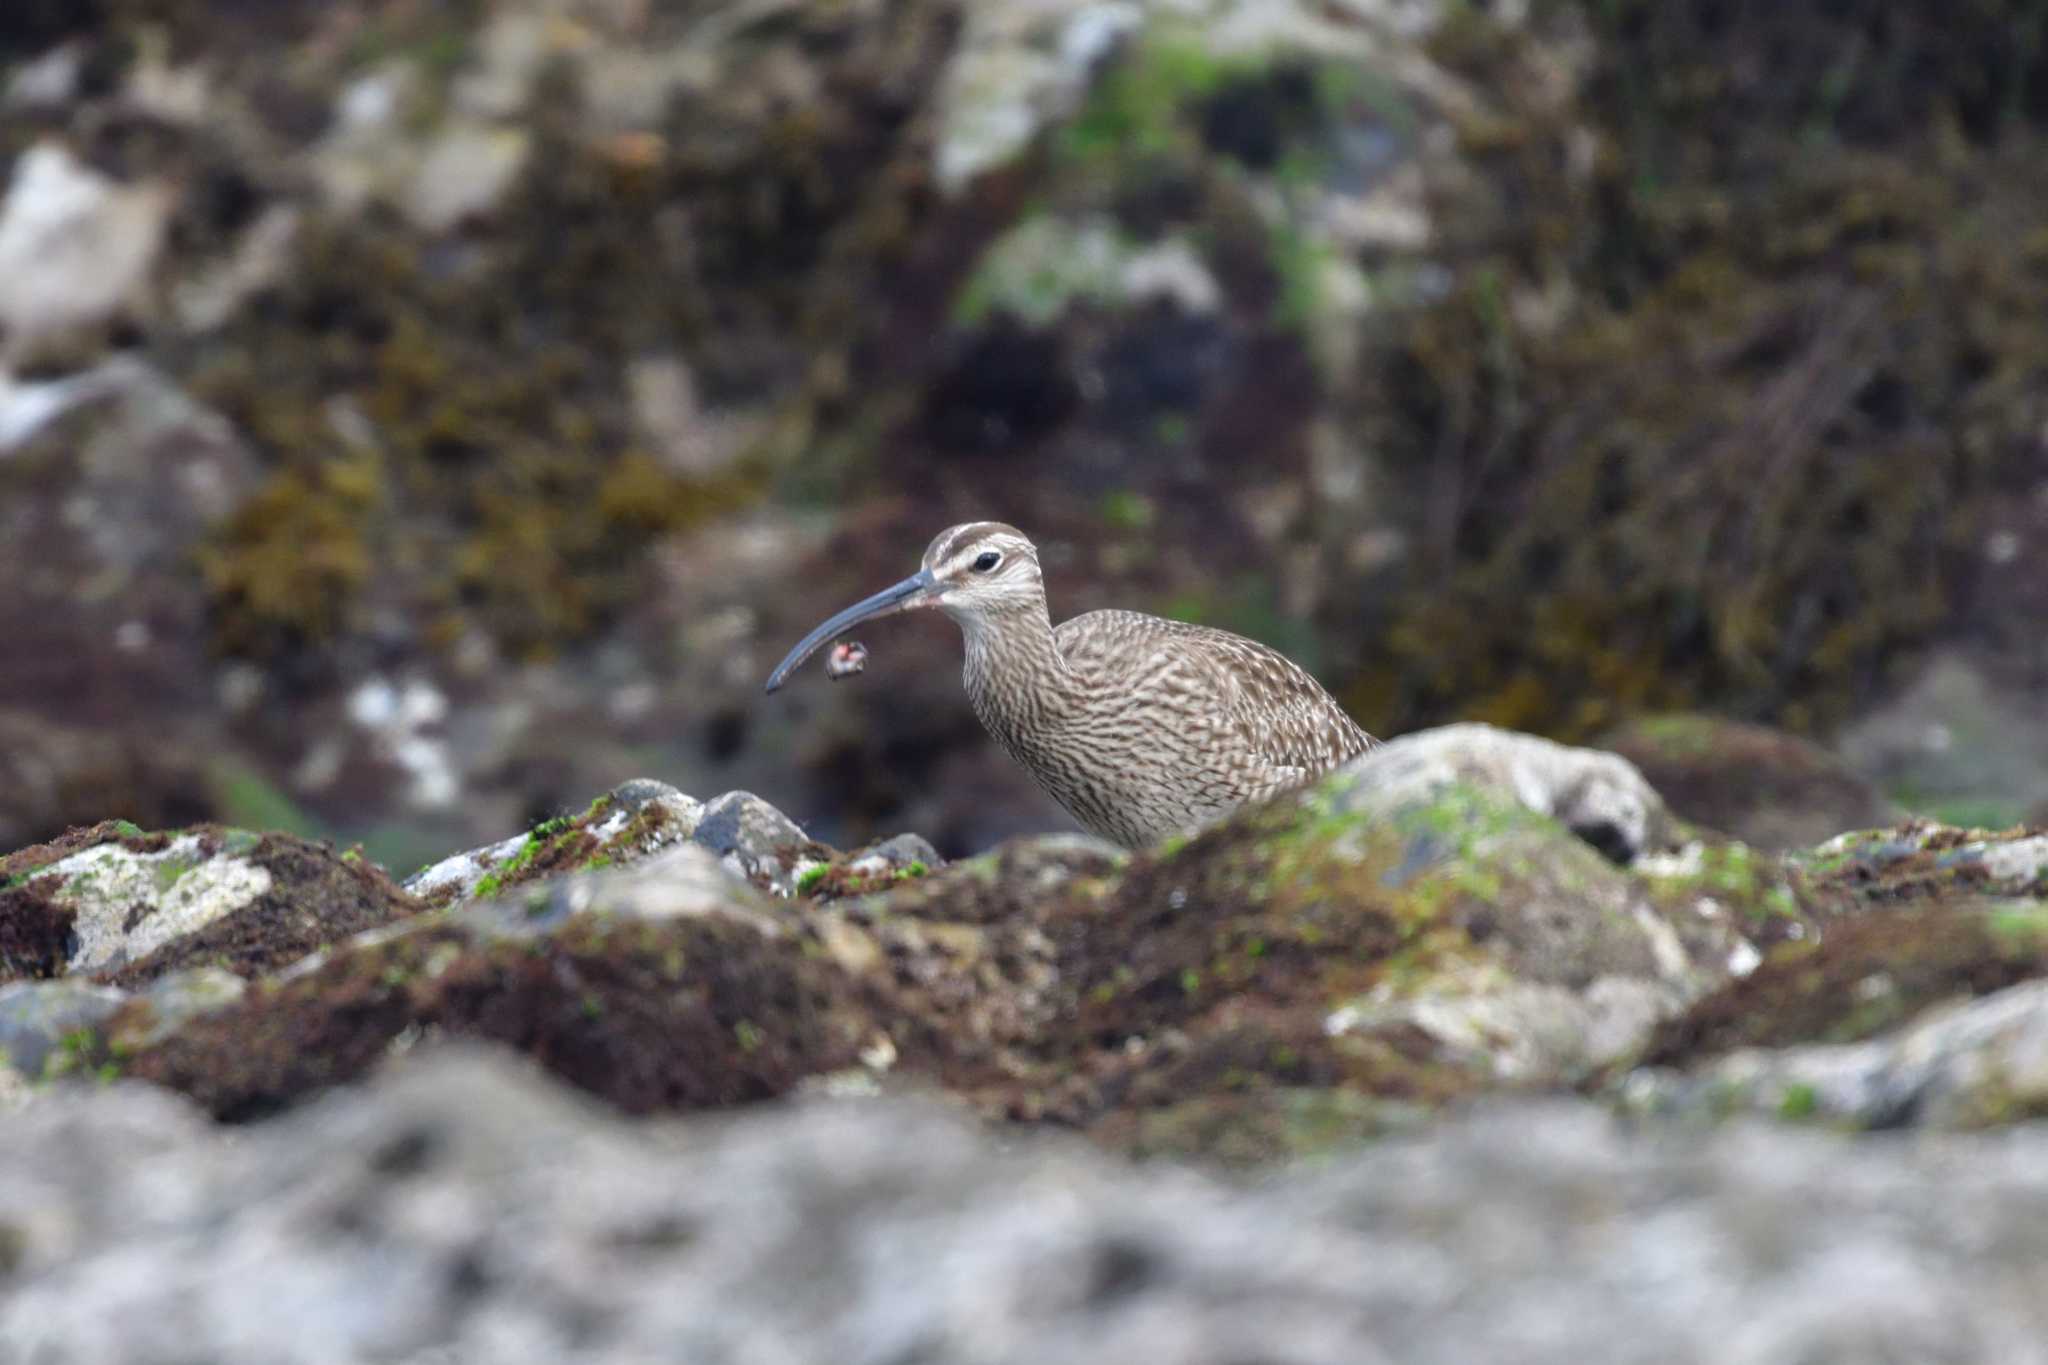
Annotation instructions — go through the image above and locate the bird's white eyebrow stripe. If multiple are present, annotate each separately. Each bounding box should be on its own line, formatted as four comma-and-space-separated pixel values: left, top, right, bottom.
936, 522, 997, 567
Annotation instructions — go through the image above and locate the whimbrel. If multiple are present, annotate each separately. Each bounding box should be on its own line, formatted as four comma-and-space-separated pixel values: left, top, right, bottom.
765, 522, 1379, 847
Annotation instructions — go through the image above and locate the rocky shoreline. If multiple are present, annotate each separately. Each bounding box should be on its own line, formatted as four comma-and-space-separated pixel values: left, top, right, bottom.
4, 722, 2047, 1358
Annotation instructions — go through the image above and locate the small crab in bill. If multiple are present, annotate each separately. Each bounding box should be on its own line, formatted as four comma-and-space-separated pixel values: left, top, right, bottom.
825, 639, 869, 681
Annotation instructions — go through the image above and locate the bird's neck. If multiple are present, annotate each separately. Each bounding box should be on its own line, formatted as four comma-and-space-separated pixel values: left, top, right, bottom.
959, 602, 1072, 739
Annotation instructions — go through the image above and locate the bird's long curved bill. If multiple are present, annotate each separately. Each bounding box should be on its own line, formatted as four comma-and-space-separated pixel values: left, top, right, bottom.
763, 570, 938, 693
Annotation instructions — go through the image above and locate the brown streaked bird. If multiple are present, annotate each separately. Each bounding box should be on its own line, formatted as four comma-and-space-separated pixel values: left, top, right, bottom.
765, 522, 1379, 848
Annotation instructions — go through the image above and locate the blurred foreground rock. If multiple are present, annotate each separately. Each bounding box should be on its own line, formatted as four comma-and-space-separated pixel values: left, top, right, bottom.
7, 1045, 2048, 1364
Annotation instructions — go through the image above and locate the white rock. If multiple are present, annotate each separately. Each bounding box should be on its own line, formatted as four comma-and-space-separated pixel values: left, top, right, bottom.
0, 143, 172, 357
5, 42, 83, 108
28, 836, 273, 976
405, 124, 532, 233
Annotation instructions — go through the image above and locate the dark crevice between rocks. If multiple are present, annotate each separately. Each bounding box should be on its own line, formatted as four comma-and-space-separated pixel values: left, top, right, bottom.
0, 879, 76, 984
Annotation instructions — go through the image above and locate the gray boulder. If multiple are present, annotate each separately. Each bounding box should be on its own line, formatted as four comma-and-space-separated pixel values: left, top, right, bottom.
5, 1046, 2048, 1364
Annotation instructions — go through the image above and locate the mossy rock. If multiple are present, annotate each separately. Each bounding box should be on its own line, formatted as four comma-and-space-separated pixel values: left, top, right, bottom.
856, 730, 1809, 1162
0, 820, 420, 989
1624, 823, 2048, 1129
1642, 901, 2048, 1067
110, 848, 874, 1121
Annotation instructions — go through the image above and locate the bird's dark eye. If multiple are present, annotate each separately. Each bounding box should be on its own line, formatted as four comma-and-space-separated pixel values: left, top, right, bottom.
972, 551, 1001, 573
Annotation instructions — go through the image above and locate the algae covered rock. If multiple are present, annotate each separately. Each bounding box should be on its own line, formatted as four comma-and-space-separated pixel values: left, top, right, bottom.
689, 790, 835, 897
110, 843, 880, 1120
4, 731, 2044, 1164
0, 817, 417, 1091
406, 779, 833, 908
1627, 827, 2048, 1128
1632, 974, 2048, 1132
0, 968, 245, 1084
1005, 725, 1800, 1159
0, 820, 419, 987
404, 779, 707, 909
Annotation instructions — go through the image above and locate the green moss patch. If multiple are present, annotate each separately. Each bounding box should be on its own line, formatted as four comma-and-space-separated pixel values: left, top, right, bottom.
794, 858, 931, 903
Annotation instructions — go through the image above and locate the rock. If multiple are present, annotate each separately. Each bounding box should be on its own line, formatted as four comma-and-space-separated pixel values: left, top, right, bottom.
0, 978, 126, 1080
4, 41, 85, 110
0, 822, 419, 987
0, 967, 246, 1087
401, 830, 530, 905
406, 782, 826, 908
0, 360, 132, 452
1790, 822, 2048, 904
403, 122, 532, 232
848, 831, 942, 873
0, 359, 264, 851
820, 832, 1129, 1094
689, 790, 834, 897
0, 142, 172, 361
171, 205, 301, 333
404, 779, 705, 908
1836, 649, 2048, 830
1016, 725, 1771, 1158
1347, 723, 1668, 864
10, 729, 2042, 1161
0, 729, 1774, 1149
11, 1047, 2048, 1363
1600, 713, 1897, 851
1626, 828, 2048, 1115
109, 845, 876, 1120
131, 968, 248, 1045
26, 832, 273, 977
796, 831, 946, 900
932, 0, 1145, 192
957, 216, 1223, 326
1631, 976, 2048, 1130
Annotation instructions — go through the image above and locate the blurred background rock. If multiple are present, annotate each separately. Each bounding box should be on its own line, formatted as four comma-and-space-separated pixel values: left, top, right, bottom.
2, 0, 2043, 868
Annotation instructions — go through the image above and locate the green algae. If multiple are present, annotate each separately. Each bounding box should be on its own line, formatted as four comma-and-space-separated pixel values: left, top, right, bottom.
1640, 839, 1805, 924
1777, 1081, 1819, 1120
